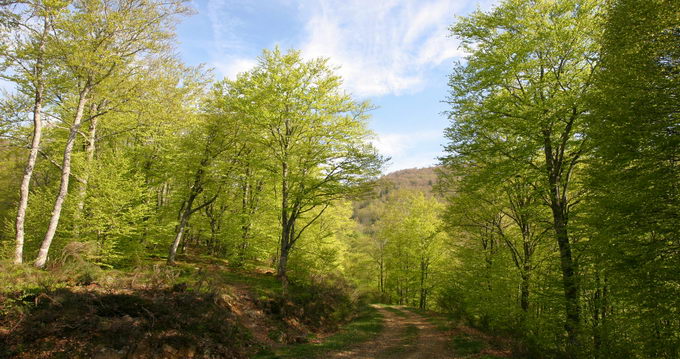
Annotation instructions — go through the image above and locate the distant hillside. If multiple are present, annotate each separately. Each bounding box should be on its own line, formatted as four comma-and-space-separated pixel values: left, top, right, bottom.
353, 167, 440, 227
380, 167, 438, 194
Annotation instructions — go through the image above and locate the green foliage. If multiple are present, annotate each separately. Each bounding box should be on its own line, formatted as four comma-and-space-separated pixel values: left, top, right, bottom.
451, 334, 484, 356
582, 0, 680, 357
1, 0, 677, 357
369, 190, 447, 309
438, 0, 679, 358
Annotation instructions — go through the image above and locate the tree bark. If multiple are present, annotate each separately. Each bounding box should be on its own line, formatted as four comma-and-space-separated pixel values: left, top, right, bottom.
14, 19, 48, 264
35, 87, 91, 268
277, 160, 290, 291
543, 129, 581, 358
168, 209, 189, 264
76, 110, 98, 216
419, 258, 428, 309
520, 270, 531, 312
73, 107, 98, 235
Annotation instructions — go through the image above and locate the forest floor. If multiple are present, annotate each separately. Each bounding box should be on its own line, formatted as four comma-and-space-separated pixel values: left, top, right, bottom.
264, 304, 512, 359
325, 304, 452, 359
323, 305, 510, 359
1, 254, 512, 359
0, 254, 372, 359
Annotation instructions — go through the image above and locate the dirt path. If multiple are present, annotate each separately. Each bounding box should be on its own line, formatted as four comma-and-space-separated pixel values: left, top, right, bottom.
327, 305, 456, 359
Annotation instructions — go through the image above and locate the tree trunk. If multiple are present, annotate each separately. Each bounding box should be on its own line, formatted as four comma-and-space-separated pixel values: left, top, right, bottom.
238, 177, 253, 263
73, 110, 98, 235
35, 87, 91, 268
555, 214, 579, 358
14, 19, 48, 265
277, 237, 290, 291
277, 161, 291, 292
168, 188, 200, 265
168, 209, 189, 264
543, 129, 581, 358
379, 255, 385, 295
419, 258, 427, 309
520, 270, 530, 312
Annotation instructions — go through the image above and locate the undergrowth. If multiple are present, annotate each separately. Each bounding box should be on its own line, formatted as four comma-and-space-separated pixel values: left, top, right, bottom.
254, 305, 384, 359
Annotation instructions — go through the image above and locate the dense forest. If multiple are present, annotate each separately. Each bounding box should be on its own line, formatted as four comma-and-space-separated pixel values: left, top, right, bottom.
0, 0, 678, 358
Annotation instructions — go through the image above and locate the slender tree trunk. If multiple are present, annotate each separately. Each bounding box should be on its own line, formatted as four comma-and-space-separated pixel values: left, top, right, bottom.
544, 130, 581, 357
76, 111, 98, 214
14, 20, 48, 265
277, 161, 291, 292
168, 209, 189, 264
168, 188, 200, 264
379, 255, 384, 295
419, 258, 426, 309
553, 199, 580, 358
73, 110, 98, 235
35, 87, 91, 268
238, 178, 253, 263
277, 232, 290, 290
520, 270, 531, 312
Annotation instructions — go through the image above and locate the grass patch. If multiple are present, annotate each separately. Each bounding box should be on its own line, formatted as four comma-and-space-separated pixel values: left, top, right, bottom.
451, 334, 485, 356
254, 306, 383, 359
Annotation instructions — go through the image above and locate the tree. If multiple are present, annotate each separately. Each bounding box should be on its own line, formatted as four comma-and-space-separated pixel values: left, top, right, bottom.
166, 107, 243, 265
34, 0, 189, 268
444, 0, 601, 355
227, 48, 383, 289
586, 0, 680, 356
372, 190, 446, 309
0, 0, 63, 264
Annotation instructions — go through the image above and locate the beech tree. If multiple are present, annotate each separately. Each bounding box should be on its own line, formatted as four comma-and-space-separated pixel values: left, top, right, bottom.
0, 0, 63, 264
227, 48, 383, 289
585, 0, 680, 356
34, 0, 189, 267
444, 0, 601, 355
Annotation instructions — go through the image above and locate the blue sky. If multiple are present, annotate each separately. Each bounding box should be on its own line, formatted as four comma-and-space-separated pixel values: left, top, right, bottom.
175, 0, 497, 173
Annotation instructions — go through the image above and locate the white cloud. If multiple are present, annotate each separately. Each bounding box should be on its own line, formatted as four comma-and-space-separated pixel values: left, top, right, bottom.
205, 0, 257, 79
203, 0, 500, 92
212, 58, 257, 80
372, 130, 443, 171
373, 130, 441, 157
298, 0, 468, 97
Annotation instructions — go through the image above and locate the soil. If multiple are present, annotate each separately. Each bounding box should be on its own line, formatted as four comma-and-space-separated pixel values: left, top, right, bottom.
326, 305, 456, 359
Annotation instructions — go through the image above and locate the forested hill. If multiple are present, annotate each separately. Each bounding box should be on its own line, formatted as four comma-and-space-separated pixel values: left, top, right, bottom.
380, 167, 438, 193
353, 166, 439, 227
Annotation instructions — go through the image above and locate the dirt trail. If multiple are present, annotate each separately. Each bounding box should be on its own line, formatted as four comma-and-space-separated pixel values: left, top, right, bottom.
327, 305, 456, 359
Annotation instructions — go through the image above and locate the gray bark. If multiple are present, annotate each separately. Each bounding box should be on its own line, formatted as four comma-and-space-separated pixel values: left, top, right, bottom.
35, 87, 90, 268
14, 19, 48, 264
543, 127, 581, 358
73, 106, 98, 235
76, 108, 98, 215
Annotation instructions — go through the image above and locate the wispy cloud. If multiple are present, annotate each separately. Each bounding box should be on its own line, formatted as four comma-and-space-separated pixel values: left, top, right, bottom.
372, 130, 444, 171
298, 0, 468, 97
204, 0, 258, 79
212, 58, 258, 80
203, 0, 500, 92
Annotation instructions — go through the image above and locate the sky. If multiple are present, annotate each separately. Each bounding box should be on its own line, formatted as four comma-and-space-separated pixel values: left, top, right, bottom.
175, 0, 498, 173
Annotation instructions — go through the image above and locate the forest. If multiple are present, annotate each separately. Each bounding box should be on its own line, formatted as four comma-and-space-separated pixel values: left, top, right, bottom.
0, 0, 678, 358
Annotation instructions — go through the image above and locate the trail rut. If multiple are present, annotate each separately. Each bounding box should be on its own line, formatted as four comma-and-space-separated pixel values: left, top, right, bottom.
326, 305, 456, 359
